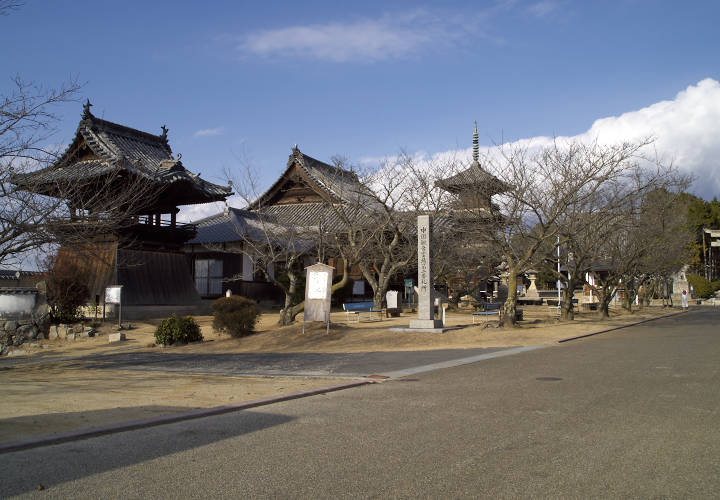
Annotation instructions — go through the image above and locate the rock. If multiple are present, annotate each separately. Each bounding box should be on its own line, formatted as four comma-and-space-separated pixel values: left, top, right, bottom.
108, 332, 126, 343
17, 324, 37, 340
49, 326, 59, 340
73, 323, 84, 334
4, 321, 18, 332
66, 333, 76, 340
7, 349, 27, 357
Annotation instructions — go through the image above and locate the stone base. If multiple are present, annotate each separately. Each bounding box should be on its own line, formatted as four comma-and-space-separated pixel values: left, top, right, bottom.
108, 333, 126, 343
390, 326, 463, 333
408, 319, 444, 329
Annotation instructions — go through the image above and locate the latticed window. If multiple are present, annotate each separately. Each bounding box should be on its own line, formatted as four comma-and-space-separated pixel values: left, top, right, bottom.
194, 259, 223, 295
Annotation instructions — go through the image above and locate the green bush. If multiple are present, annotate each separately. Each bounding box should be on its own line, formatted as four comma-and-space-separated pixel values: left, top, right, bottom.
687, 273, 714, 299
154, 315, 203, 345
211, 295, 259, 338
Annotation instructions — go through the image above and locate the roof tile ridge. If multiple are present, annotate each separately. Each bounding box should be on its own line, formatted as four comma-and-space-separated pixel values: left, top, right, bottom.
90, 115, 169, 147
79, 124, 118, 161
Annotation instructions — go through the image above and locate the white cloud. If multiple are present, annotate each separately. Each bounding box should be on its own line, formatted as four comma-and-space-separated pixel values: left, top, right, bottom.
422, 78, 720, 201
177, 195, 246, 223
235, 10, 491, 62
194, 127, 224, 137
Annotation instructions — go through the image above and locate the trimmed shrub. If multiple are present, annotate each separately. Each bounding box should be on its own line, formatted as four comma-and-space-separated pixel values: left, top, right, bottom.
154, 315, 202, 345
211, 295, 259, 338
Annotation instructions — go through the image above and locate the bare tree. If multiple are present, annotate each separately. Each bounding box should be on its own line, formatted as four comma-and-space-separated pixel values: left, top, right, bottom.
219, 165, 353, 326
327, 152, 455, 310
589, 186, 692, 317
475, 138, 666, 327
1, 76, 82, 267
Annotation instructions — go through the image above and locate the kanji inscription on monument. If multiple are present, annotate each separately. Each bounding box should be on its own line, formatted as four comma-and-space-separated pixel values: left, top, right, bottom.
409, 215, 442, 329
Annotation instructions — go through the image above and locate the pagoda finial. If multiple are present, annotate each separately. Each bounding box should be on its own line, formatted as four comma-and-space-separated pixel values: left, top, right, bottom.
82, 99, 93, 119
472, 121, 479, 166
161, 125, 168, 141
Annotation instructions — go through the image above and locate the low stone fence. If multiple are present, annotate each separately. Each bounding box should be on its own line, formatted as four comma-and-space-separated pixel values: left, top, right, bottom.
0, 317, 48, 355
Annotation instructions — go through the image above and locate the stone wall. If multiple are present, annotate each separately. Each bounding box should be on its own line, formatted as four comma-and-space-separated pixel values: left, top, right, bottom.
0, 317, 48, 355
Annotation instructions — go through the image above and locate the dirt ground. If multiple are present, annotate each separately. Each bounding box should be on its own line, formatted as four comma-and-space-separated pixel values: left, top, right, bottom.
6, 305, 678, 359
0, 305, 680, 443
0, 364, 348, 442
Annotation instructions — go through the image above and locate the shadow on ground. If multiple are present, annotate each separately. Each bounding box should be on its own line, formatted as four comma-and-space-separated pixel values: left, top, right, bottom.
0, 406, 204, 442
0, 410, 294, 496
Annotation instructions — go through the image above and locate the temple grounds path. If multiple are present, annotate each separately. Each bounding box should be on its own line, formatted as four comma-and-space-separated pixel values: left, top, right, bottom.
0, 306, 683, 442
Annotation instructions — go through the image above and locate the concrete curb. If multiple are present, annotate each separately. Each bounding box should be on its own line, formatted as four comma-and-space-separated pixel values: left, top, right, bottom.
0, 379, 371, 455
557, 310, 686, 343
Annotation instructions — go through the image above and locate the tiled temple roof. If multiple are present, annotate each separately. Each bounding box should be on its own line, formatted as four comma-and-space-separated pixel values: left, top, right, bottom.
12, 101, 231, 205
435, 163, 511, 196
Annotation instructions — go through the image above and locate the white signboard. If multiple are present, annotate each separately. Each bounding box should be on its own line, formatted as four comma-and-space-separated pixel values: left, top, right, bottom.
308, 271, 329, 300
105, 286, 122, 304
386, 290, 398, 309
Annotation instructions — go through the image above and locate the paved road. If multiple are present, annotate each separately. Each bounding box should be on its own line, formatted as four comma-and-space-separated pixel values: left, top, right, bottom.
2, 309, 719, 498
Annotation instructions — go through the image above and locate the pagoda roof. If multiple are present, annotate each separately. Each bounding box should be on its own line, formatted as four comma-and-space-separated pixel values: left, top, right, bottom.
12, 101, 232, 207
435, 161, 511, 196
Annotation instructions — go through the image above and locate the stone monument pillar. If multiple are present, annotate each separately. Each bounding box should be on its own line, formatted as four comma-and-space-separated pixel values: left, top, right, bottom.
409, 215, 443, 329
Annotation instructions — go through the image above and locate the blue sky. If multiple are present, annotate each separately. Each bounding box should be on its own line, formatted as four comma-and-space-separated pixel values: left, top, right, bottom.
3, 0, 720, 219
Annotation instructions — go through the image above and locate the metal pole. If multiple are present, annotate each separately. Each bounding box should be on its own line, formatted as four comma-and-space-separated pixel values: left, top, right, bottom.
557, 236, 561, 305
702, 229, 708, 280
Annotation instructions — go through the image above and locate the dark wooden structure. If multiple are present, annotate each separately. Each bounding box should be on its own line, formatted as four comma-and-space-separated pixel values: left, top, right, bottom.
12, 101, 232, 317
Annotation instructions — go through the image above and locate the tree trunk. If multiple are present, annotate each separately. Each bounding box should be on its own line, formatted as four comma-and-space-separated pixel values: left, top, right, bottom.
561, 284, 575, 320
502, 269, 518, 328
597, 284, 613, 319
277, 268, 303, 326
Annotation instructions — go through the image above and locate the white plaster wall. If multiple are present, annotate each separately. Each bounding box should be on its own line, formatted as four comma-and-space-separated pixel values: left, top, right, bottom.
0, 293, 36, 316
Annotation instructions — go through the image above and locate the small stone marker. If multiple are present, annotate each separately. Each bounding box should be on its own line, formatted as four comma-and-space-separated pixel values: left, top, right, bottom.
108, 332, 126, 343
409, 215, 443, 329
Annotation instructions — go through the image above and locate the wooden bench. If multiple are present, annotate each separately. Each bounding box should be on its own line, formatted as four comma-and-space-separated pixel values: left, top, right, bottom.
343, 302, 385, 322
472, 302, 502, 324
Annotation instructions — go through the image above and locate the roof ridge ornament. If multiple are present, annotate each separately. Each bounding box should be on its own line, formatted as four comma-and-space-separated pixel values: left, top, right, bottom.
161, 125, 168, 141
472, 121, 479, 167
82, 99, 93, 119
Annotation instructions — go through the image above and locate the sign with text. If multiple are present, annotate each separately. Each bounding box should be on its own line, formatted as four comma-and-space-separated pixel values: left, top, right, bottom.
104, 286, 122, 304
308, 271, 329, 299
304, 263, 334, 325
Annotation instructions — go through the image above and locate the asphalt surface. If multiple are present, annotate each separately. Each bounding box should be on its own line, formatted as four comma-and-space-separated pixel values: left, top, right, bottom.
1, 347, 514, 378
2, 309, 719, 498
